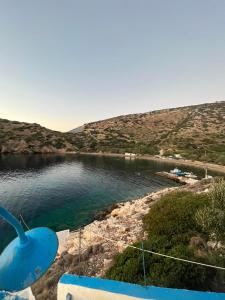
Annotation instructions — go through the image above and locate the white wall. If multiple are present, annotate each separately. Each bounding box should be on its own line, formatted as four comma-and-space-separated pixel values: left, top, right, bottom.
58, 282, 147, 300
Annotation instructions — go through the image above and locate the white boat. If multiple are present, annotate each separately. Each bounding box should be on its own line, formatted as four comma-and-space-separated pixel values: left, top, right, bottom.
125, 152, 136, 157
170, 168, 181, 174
185, 172, 198, 179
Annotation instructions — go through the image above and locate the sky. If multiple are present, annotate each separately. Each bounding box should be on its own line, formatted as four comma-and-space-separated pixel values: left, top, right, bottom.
0, 1, 225, 132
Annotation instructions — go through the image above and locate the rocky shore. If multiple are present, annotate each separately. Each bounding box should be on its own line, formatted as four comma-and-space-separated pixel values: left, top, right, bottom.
32, 178, 211, 300
65, 186, 177, 273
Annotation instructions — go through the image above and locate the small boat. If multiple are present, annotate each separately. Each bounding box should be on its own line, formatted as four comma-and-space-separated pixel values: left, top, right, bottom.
176, 171, 187, 177
170, 168, 181, 174
185, 172, 198, 179
170, 168, 198, 178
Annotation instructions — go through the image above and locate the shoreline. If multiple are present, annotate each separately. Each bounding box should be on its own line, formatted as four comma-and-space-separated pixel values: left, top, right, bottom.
78, 152, 225, 175
33, 185, 178, 298
60, 177, 208, 275
63, 186, 179, 275
1, 151, 225, 174
32, 178, 212, 299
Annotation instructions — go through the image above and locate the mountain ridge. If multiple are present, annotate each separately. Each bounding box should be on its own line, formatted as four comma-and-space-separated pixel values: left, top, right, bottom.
71, 101, 225, 130
0, 118, 77, 154
0, 101, 225, 164
71, 101, 225, 164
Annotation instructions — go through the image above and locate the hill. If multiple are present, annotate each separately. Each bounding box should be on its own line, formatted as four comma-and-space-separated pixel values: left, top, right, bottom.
71, 101, 225, 164
0, 119, 77, 154
1, 101, 225, 163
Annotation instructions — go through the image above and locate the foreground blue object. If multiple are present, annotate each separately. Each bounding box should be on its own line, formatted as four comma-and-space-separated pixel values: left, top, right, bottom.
0, 291, 26, 300
0, 206, 58, 292
59, 274, 225, 300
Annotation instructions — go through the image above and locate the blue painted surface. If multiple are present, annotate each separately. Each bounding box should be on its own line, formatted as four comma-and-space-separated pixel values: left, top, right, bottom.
0, 226, 58, 292
0, 291, 26, 300
60, 274, 225, 300
0, 207, 27, 244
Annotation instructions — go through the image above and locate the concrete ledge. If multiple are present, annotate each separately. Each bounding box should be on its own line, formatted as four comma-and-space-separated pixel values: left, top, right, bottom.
58, 274, 225, 300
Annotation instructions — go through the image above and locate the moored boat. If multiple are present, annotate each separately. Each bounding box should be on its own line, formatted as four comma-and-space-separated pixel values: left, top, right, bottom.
170, 168, 198, 178
185, 172, 198, 179
170, 168, 181, 174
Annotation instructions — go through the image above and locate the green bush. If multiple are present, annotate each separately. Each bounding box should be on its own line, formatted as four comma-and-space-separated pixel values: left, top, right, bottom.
105, 191, 225, 291
148, 244, 218, 290
215, 154, 225, 165
196, 179, 225, 248
143, 191, 209, 240
106, 235, 224, 291
54, 139, 66, 149
135, 144, 159, 155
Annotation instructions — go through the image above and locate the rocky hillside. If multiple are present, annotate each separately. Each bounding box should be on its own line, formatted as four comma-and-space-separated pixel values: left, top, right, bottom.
0, 119, 77, 154
1, 101, 225, 163
71, 101, 225, 164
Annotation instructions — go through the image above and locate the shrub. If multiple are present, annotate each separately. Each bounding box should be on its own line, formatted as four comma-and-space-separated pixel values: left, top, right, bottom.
148, 243, 219, 291
105, 235, 224, 291
135, 143, 159, 155
196, 179, 225, 248
143, 191, 209, 240
105, 191, 225, 292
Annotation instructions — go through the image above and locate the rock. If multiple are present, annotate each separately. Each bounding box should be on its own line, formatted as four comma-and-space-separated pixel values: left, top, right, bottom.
134, 212, 144, 220
189, 236, 208, 251
64, 186, 196, 265
103, 259, 113, 270
62, 253, 74, 266
91, 244, 104, 255
94, 204, 119, 221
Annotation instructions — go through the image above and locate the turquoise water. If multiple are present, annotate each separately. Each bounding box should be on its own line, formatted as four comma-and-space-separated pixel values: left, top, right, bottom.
0, 154, 206, 252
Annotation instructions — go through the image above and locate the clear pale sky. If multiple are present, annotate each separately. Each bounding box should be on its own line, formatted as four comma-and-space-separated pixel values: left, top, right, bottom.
0, 1, 225, 132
